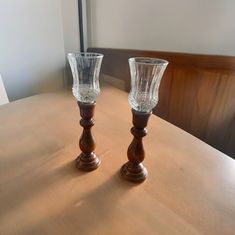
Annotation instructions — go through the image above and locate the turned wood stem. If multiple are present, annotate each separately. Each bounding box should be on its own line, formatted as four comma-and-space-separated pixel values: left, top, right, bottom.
121, 109, 151, 183
76, 101, 101, 171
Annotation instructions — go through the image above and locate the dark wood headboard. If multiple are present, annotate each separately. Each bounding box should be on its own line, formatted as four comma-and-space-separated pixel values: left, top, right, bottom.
88, 47, 235, 158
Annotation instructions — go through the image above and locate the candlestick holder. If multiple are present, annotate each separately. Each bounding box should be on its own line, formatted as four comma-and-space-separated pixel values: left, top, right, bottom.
68, 52, 103, 171
121, 57, 168, 183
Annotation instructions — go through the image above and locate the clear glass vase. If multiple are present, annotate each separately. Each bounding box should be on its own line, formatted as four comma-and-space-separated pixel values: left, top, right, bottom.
128, 57, 168, 112
67, 52, 103, 103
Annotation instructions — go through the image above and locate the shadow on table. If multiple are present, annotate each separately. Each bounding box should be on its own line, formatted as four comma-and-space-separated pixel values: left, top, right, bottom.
20, 170, 134, 235
0, 159, 86, 221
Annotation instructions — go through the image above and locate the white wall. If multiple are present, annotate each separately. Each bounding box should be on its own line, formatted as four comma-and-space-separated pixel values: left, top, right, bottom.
88, 0, 235, 56
0, 0, 79, 101
61, 0, 80, 85
61, 0, 80, 55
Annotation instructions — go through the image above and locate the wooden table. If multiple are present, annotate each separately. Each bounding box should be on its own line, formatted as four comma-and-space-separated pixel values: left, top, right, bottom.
0, 85, 235, 235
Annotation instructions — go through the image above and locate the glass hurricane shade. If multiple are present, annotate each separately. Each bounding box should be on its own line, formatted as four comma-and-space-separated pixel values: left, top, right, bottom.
67, 52, 103, 103
128, 57, 168, 113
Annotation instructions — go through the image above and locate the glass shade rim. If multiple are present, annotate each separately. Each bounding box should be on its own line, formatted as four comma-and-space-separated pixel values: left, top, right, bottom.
67, 52, 104, 59
129, 57, 169, 66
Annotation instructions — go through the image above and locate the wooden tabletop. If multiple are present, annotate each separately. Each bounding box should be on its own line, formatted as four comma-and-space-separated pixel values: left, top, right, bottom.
0, 85, 235, 235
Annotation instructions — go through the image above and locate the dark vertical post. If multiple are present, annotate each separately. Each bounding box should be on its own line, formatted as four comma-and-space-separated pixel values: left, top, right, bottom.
78, 0, 84, 52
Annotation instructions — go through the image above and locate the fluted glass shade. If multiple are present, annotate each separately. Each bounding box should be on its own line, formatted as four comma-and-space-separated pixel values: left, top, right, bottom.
128, 57, 168, 112
67, 52, 103, 103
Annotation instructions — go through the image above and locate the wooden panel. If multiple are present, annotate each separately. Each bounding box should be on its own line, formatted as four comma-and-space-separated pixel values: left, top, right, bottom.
88, 48, 235, 158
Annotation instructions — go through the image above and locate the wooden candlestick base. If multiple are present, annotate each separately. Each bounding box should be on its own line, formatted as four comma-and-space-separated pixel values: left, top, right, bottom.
121, 109, 151, 183
121, 162, 148, 183
76, 152, 100, 171
76, 101, 100, 171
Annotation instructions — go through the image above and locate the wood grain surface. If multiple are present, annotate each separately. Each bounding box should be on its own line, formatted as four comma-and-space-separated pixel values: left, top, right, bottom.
0, 85, 235, 235
88, 48, 235, 158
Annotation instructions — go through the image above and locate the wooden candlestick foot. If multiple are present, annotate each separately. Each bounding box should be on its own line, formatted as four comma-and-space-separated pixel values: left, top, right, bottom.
121, 162, 148, 183
76, 152, 101, 171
